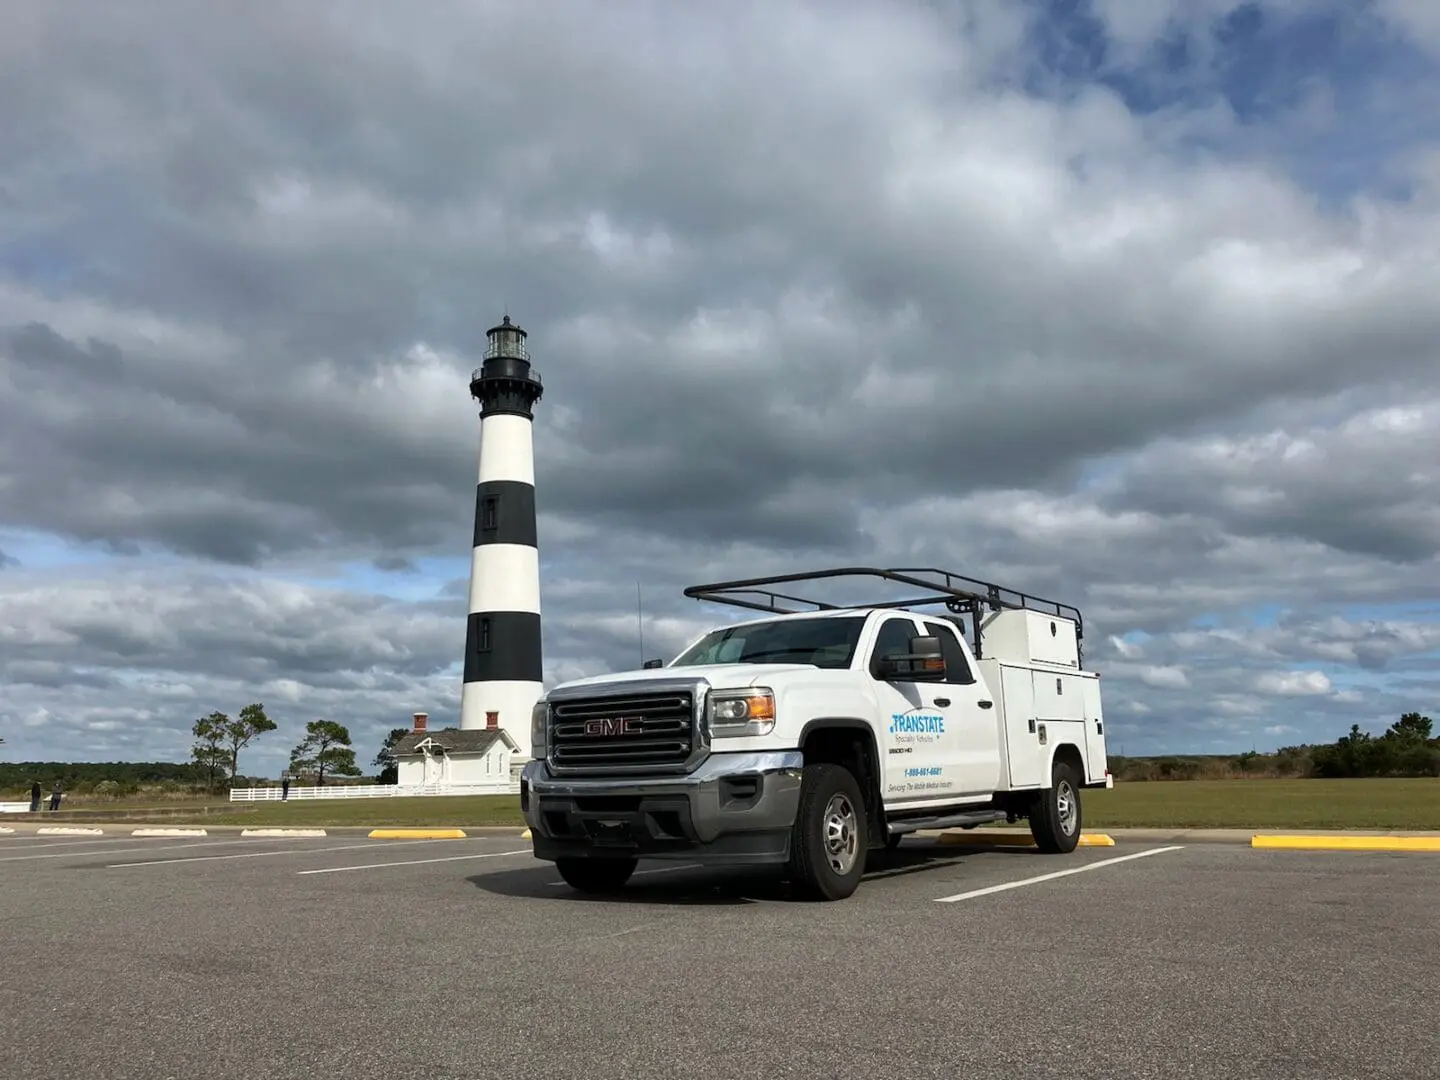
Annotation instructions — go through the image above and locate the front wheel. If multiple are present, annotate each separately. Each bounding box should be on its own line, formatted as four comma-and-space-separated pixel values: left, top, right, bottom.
787, 763, 868, 901
1029, 760, 1082, 854
554, 856, 638, 893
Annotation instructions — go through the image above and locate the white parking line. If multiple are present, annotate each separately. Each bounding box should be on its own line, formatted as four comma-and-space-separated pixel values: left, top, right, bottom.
106, 838, 449, 868
297, 848, 534, 875
0, 837, 126, 850
547, 863, 701, 887
0, 838, 262, 863
933, 845, 1186, 903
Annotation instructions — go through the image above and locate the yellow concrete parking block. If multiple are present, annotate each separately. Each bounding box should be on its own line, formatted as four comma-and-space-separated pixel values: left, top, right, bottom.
368, 828, 468, 840
1251, 834, 1440, 853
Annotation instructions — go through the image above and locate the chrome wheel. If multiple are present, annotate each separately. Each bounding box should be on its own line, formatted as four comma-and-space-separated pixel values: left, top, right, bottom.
822, 792, 859, 875
1056, 779, 1077, 836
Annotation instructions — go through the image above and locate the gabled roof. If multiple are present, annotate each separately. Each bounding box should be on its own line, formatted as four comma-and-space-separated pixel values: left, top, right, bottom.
392, 727, 518, 757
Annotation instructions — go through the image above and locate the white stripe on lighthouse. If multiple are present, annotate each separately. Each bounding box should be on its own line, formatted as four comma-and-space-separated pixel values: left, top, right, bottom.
469, 545, 541, 615
478, 415, 535, 485
460, 680, 543, 761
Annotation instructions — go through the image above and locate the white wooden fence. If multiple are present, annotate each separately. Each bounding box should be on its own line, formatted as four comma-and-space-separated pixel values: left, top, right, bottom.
229, 781, 520, 802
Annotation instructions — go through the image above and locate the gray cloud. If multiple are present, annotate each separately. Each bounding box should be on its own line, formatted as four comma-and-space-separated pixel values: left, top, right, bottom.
1, 0, 1438, 767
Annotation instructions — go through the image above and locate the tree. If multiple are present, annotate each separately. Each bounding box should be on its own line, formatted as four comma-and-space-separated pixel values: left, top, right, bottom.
373, 727, 410, 784
224, 703, 276, 781
1388, 712, 1433, 742
191, 711, 229, 792
289, 719, 362, 786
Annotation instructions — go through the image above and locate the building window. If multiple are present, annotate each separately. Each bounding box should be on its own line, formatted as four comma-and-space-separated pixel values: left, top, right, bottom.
481, 495, 498, 532
479, 618, 491, 652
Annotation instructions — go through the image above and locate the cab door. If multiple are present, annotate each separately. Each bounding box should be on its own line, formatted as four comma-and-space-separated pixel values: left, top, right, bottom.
921, 619, 1003, 797
871, 614, 962, 806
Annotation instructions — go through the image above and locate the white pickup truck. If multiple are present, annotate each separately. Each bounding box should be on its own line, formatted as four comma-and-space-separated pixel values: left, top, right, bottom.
520, 567, 1112, 901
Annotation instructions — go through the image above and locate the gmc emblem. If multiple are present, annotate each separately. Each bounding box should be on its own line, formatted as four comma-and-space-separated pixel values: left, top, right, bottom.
584, 716, 645, 737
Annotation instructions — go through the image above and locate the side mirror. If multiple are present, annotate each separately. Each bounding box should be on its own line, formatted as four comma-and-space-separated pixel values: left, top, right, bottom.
878, 635, 947, 682
642, 657, 665, 669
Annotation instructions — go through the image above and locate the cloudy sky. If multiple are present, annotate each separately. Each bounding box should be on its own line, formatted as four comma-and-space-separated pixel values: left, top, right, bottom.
3, 0, 1439, 777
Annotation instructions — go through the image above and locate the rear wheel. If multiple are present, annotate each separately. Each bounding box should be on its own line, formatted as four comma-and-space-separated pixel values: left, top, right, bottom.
787, 763, 868, 901
555, 856, 638, 893
1029, 759, 1082, 854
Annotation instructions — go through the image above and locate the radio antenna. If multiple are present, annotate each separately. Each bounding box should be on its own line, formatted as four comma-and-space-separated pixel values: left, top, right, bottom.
636, 580, 645, 665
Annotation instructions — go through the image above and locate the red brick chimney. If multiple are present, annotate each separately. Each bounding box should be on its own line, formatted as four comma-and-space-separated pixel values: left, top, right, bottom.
412, 712, 428, 733
486, 710, 499, 730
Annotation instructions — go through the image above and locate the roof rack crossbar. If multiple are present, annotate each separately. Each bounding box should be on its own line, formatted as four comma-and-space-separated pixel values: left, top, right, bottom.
682, 566, 1084, 639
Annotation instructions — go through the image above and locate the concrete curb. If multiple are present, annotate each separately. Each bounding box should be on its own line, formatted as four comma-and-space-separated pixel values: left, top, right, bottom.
1079, 828, 1256, 844
368, 828, 467, 839
0, 821, 529, 836
923, 828, 1440, 850
1251, 834, 1440, 852
8, 820, 1436, 847
936, 830, 1116, 848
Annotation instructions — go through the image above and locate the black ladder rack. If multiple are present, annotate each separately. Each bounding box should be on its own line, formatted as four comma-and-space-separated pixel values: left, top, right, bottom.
681, 566, 1084, 663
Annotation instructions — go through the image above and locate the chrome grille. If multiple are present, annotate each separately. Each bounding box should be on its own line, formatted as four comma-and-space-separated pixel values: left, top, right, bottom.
548, 690, 695, 772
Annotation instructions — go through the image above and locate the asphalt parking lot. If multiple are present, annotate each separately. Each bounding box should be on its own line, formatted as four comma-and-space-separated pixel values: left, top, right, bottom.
1, 829, 1435, 1080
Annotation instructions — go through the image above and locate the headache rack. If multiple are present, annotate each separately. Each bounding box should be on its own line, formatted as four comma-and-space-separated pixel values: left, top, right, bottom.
682, 566, 1085, 664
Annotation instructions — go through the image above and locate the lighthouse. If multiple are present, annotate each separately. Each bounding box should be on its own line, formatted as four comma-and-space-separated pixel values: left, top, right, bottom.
461, 314, 545, 760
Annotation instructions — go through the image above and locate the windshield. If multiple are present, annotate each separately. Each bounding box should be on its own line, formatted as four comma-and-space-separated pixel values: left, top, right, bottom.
669, 615, 867, 670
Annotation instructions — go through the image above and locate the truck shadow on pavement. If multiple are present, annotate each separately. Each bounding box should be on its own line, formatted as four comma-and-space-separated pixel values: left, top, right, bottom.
467, 842, 1010, 905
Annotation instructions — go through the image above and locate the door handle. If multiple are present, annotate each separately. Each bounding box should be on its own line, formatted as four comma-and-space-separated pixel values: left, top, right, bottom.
933, 697, 951, 707
977, 700, 993, 710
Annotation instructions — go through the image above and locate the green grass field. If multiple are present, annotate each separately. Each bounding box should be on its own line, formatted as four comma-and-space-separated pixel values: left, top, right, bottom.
1082, 778, 1440, 830
8, 777, 1437, 831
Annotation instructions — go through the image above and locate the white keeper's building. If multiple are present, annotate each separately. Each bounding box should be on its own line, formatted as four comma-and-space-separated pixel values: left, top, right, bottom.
392, 712, 520, 787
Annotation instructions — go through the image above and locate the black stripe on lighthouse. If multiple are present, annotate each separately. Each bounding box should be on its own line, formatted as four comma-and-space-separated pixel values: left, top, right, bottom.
473, 480, 538, 548
463, 611, 543, 683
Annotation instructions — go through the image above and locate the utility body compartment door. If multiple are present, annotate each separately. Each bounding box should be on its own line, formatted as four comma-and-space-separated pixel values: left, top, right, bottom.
997, 664, 1043, 788
1032, 668, 1086, 722
1027, 666, 1101, 784
1081, 676, 1107, 783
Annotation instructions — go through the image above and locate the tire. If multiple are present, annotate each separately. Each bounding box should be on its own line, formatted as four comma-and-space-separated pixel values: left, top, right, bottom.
554, 856, 638, 893
787, 762, 868, 900
1029, 759, 1082, 854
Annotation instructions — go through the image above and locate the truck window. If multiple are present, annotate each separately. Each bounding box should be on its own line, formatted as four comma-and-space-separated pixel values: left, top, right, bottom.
671, 615, 868, 670
923, 620, 975, 684
870, 615, 919, 672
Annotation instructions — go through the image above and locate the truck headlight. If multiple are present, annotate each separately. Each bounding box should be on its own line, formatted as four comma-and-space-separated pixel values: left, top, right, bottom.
708, 688, 776, 738
531, 700, 549, 753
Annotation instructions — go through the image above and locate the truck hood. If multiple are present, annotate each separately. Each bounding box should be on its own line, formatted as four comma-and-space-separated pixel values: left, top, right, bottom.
547, 663, 820, 695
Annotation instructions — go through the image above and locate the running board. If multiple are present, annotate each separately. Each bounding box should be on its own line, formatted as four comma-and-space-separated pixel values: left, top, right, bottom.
885, 809, 1009, 836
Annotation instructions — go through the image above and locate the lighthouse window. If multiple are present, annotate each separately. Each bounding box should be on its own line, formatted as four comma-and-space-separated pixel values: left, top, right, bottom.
479, 618, 492, 652
482, 496, 498, 532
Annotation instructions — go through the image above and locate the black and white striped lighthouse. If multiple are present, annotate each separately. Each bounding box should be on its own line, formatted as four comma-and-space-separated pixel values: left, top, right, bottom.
461, 314, 545, 759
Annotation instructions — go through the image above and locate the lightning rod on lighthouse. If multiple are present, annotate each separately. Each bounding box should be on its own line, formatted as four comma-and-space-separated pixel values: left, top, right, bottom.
461, 314, 544, 759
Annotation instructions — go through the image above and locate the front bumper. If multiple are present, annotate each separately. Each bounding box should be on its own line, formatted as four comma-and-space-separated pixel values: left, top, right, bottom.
521, 750, 803, 866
